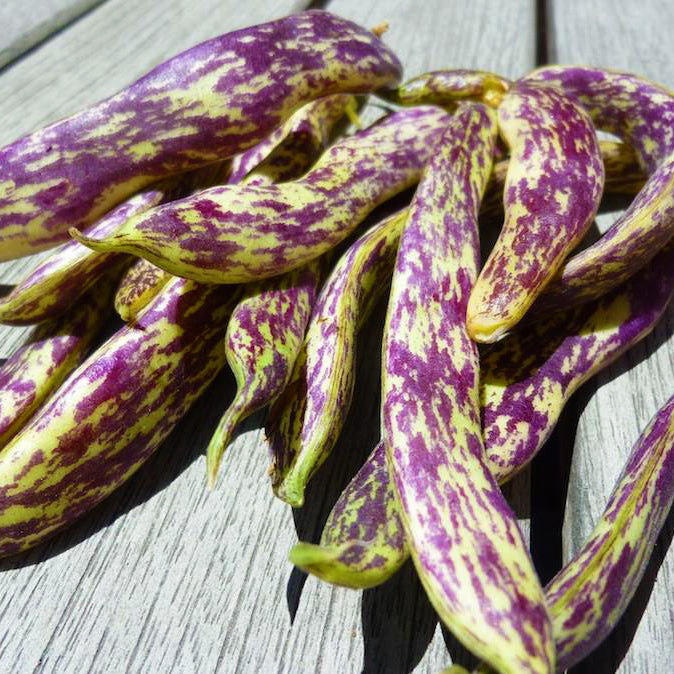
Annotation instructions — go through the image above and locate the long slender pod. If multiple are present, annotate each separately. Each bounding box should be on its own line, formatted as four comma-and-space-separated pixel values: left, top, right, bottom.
114, 258, 172, 322
0, 190, 164, 325
289, 441, 407, 588
377, 69, 510, 108
545, 391, 674, 670
292, 235, 674, 590
0, 11, 401, 260
0, 274, 117, 449
0, 277, 238, 557
205, 94, 357, 485
267, 209, 406, 506
467, 81, 604, 342
480, 140, 644, 220
523, 67, 674, 311
228, 94, 355, 185
206, 262, 323, 487
71, 106, 451, 284
382, 104, 554, 673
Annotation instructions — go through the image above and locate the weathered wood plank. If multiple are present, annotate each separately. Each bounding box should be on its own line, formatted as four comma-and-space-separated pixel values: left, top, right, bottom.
0, 1, 536, 673
0, 0, 108, 71
550, 2, 674, 672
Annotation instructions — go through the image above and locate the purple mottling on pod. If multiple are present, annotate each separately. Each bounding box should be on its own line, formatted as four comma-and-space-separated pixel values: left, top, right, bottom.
72, 106, 450, 284
0, 189, 163, 325
0, 276, 116, 449
523, 66, 674, 311
267, 208, 406, 507
547, 391, 674, 671
381, 104, 554, 674
0, 11, 401, 261
0, 277, 238, 557
467, 80, 604, 342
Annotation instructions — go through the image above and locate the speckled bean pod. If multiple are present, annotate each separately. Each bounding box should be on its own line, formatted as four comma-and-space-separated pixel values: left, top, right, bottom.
71, 106, 451, 284
0, 277, 238, 557
523, 66, 674, 312
382, 104, 553, 674
227, 94, 355, 186
378, 69, 510, 108
480, 140, 644, 220
0, 11, 401, 260
206, 261, 323, 488
0, 189, 164, 325
0, 275, 116, 449
467, 81, 604, 342
114, 257, 172, 322
289, 440, 406, 588
266, 208, 407, 507
293, 234, 674, 591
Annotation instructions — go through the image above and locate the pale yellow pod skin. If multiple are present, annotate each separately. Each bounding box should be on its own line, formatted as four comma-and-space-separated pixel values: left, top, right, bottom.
382, 104, 554, 674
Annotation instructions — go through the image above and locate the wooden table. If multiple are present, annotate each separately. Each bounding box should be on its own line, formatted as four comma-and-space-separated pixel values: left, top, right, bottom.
0, 1, 673, 672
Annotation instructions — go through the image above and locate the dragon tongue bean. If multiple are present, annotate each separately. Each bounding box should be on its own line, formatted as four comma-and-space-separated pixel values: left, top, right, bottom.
523, 66, 674, 312
0, 10, 401, 261
467, 80, 604, 342
71, 106, 450, 284
382, 103, 554, 674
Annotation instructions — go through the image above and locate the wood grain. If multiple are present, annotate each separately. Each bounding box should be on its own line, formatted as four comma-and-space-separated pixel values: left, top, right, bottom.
550, 2, 674, 672
0, 1, 538, 673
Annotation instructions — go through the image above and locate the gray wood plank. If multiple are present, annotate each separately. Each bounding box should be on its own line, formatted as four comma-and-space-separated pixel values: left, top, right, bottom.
0, 1, 535, 673
551, 2, 674, 672
0, 0, 108, 71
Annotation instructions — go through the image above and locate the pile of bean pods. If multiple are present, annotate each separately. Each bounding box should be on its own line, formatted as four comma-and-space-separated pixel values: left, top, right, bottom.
1, 9, 674, 673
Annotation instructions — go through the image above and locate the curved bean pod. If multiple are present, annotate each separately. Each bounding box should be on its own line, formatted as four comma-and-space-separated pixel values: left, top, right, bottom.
0, 274, 116, 449
0, 10, 401, 260
480, 140, 644, 220
228, 94, 356, 185
483, 236, 674, 481
0, 189, 164, 325
294, 234, 674, 591
523, 67, 674, 312
0, 277, 238, 557
114, 257, 172, 322
267, 208, 406, 507
378, 69, 510, 108
206, 262, 323, 488
71, 106, 450, 284
382, 104, 553, 674
467, 81, 604, 342
289, 441, 407, 589
545, 391, 674, 670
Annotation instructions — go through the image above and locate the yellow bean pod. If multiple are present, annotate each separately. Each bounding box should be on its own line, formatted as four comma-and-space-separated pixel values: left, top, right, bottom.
382, 104, 554, 674
114, 257, 172, 322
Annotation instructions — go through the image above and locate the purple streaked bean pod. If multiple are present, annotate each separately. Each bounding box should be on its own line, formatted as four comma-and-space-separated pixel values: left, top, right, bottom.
294, 234, 674, 592
483, 236, 674, 480
266, 208, 406, 507
70, 106, 451, 284
467, 81, 604, 342
206, 261, 323, 488
228, 94, 356, 186
0, 274, 116, 449
545, 390, 674, 670
0, 189, 164, 325
114, 257, 172, 322
0, 277, 238, 557
481, 140, 644, 220
0, 11, 401, 261
378, 69, 510, 108
382, 104, 554, 673
523, 67, 674, 312
289, 441, 407, 589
